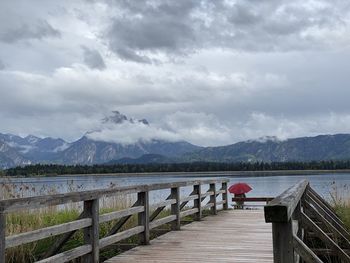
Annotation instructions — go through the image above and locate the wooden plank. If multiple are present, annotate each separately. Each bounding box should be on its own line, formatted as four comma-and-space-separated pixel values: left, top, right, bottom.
6, 218, 92, 248
201, 191, 214, 198
150, 199, 176, 211
0, 213, 5, 263
149, 194, 172, 222
171, 187, 180, 231
149, 215, 177, 229
43, 211, 85, 258
138, 191, 150, 245
304, 200, 350, 246
301, 211, 350, 262
36, 244, 92, 263
105, 210, 273, 263
194, 184, 202, 220
233, 197, 274, 202
305, 193, 350, 240
0, 179, 229, 213
265, 180, 309, 223
180, 195, 197, 203
99, 226, 144, 249
82, 199, 99, 263
222, 182, 228, 210
210, 183, 217, 215
180, 208, 199, 218
271, 221, 294, 263
292, 234, 323, 263
100, 206, 144, 223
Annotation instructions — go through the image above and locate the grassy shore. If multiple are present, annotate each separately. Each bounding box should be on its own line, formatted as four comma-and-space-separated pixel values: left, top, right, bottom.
334, 199, 350, 231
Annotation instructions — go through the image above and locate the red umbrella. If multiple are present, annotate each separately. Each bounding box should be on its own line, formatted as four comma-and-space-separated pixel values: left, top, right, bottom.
228, 183, 252, 195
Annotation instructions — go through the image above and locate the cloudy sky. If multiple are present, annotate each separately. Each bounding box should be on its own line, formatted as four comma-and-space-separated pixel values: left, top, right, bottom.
1, 0, 350, 146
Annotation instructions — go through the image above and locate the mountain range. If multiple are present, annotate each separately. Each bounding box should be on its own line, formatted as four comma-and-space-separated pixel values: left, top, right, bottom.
0, 112, 200, 169
2, 112, 350, 169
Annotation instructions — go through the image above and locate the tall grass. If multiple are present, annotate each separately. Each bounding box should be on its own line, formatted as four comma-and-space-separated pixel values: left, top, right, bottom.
329, 183, 350, 231
1, 178, 138, 263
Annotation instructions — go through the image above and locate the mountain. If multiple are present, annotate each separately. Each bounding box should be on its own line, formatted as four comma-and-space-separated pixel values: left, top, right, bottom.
107, 154, 174, 164
0, 111, 201, 167
58, 136, 199, 165
0, 141, 31, 169
183, 134, 350, 162
0, 133, 69, 162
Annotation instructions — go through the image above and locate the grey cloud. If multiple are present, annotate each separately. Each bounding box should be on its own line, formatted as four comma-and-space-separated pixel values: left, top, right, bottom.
0, 59, 4, 70
82, 46, 106, 70
105, 0, 350, 62
0, 20, 61, 43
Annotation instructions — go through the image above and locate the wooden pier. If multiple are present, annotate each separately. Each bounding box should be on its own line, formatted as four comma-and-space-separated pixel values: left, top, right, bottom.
105, 209, 273, 263
0, 178, 349, 263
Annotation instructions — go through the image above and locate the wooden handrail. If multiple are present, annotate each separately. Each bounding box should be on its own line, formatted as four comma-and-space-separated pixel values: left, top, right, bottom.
264, 180, 350, 263
0, 178, 229, 263
264, 180, 308, 223
232, 197, 274, 202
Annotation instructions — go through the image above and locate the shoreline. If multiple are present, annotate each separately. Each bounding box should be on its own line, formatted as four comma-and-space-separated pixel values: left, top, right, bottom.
2, 169, 350, 179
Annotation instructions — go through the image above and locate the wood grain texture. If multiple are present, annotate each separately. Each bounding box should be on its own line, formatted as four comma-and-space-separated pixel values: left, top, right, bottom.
105, 210, 273, 263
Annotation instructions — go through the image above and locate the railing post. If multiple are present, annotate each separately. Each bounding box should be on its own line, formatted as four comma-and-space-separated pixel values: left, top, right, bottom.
0, 212, 5, 263
210, 183, 217, 215
83, 198, 99, 263
138, 191, 150, 245
272, 221, 294, 263
222, 181, 228, 210
194, 183, 202, 220
171, 187, 181, 230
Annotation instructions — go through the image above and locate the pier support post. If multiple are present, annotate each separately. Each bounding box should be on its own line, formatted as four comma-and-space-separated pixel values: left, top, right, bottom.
171, 187, 181, 230
222, 182, 228, 210
0, 212, 5, 263
138, 191, 150, 245
210, 183, 217, 215
83, 198, 99, 263
272, 221, 294, 263
194, 183, 202, 220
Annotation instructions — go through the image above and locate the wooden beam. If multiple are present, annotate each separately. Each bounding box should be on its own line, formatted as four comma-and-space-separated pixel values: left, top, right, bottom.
0, 213, 5, 263
292, 234, 323, 263
138, 191, 150, 245
43, 211, 85, 259
82, 199, 99, 263
301, 211, 350, 262
194, 184, 202, 220
265, 180, 309, 223
222, 182, 228, 210
210, 183, 217, 215
304, 200, 350, 247
171, 187, 180, 231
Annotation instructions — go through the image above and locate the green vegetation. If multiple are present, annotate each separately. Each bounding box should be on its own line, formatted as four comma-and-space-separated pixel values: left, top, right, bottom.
4, 160, 350, 176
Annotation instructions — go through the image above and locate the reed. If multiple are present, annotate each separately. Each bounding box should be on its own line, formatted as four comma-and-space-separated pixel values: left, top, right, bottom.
329, 183, 350, 230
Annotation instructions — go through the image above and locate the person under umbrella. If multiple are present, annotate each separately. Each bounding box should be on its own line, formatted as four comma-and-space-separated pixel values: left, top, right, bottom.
229, 182, 252, 209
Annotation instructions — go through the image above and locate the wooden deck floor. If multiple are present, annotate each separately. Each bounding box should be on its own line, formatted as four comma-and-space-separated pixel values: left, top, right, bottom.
105, 210, 273, 263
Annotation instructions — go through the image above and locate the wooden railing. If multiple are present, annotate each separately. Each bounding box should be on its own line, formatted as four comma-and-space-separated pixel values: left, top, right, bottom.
232, 197, 273, 209
264, 180, 350, 263
0, 178, 229, 263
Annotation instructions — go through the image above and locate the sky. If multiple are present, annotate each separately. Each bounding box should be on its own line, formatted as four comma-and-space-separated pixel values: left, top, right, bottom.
1, 0, 350, 146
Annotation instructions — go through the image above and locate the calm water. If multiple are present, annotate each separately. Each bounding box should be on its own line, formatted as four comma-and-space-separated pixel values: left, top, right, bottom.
0, 173, 349, 203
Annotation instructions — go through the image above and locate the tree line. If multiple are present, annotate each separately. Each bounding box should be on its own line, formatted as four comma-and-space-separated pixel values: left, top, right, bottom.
2, 160, 350, 176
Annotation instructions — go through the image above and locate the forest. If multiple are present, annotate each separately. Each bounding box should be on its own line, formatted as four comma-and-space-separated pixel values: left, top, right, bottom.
3, 160, 350, 176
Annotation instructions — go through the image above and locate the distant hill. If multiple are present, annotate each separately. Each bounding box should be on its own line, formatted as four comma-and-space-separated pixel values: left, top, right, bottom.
183, 134, 350, 162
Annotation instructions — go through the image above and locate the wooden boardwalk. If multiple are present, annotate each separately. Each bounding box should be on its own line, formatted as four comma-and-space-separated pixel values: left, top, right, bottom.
105, 210, 273, 263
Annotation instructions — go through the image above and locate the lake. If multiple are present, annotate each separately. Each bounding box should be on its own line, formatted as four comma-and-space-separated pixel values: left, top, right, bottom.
0, 172, 349, 204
